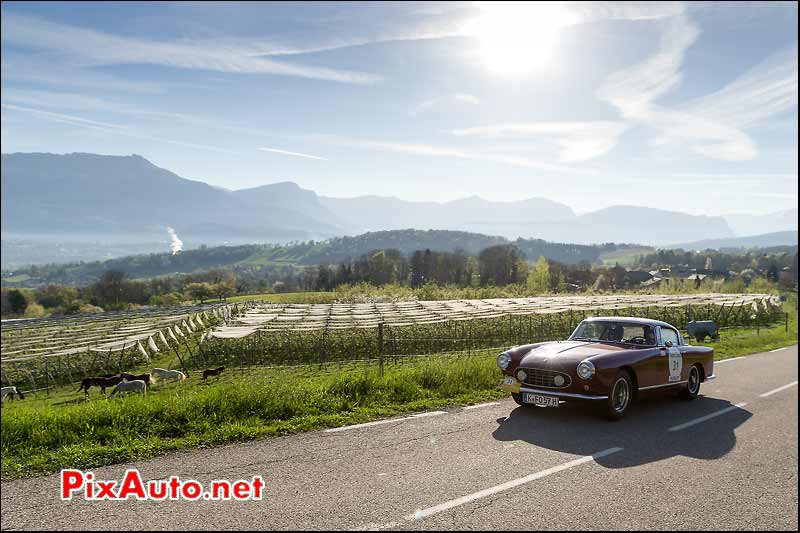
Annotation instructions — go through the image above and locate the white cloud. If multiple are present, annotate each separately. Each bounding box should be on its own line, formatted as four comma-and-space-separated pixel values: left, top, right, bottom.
570, 1, 687, 23
0, 2, 695, 89
0, 103, 128, 131
258, 147, 327, 161
2, 103, 236, 154
453, 93, 480, 105
1, 88, 255, 133
596, 13, 700, 117
684, 46, 798, 128
1, 54, 165, 94
596, 13, 797, 161
305, 134, 597, 175
414, 93, 480, 115
0, 11, 381, 84
453, 121, 628, 162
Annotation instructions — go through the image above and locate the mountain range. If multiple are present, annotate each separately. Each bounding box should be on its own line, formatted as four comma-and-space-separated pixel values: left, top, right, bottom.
1, 152, 796, 267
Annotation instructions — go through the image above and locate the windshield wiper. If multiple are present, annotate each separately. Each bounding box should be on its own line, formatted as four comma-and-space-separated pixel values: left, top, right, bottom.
571, 337, 597, 341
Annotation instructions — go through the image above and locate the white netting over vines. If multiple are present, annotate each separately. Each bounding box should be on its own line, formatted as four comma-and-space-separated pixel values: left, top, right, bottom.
208, 293, 779, 338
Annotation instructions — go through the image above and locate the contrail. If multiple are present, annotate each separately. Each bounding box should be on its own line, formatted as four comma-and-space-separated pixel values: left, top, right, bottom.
258, 146, 327, 160
167, 226, 183, 254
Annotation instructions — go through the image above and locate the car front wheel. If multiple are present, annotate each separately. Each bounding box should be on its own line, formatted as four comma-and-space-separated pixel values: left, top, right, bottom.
680, 364, 701, 401
602, 370, 634, 421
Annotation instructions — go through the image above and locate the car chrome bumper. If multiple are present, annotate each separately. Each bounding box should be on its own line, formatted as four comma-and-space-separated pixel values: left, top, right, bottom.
518, 386, 608, 401
705, 374, 716, 381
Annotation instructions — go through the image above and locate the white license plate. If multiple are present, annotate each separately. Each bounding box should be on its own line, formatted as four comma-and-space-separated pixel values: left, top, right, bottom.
523, 393, 559, 407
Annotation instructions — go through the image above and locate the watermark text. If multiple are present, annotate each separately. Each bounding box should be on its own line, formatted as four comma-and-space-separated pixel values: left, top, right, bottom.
60, 469, 264, 501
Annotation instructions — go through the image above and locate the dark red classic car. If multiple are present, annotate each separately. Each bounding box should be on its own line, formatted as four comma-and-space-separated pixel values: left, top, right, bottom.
497, 317, 715, 420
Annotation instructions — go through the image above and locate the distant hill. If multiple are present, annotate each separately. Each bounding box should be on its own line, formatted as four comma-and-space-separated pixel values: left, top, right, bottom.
669, 230, 799, 250
0, 229, 639, 287
724, 209, 798, 236
0, 152, 756, 267
1, 152, 343, 243
319, 195, 576, 237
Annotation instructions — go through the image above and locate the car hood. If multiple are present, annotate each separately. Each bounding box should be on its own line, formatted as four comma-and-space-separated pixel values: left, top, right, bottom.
519, 340, 627, 368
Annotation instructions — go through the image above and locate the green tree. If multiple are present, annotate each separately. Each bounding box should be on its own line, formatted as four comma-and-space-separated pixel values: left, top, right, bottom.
478, 245, 524, 286
7, 289, 28, 315
211, 281, 237, 301
527, 256, 550, 294
186, 282, 213, 303
35, 284, 78, 309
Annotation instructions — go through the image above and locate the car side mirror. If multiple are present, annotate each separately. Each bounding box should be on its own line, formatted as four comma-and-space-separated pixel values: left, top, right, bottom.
664, 340, 673, 348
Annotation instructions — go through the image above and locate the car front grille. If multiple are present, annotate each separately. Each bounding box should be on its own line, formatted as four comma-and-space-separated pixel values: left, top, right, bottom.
519, 368, 572, 388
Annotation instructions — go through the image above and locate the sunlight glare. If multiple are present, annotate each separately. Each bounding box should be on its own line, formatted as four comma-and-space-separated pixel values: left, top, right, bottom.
464, 1, 577, 75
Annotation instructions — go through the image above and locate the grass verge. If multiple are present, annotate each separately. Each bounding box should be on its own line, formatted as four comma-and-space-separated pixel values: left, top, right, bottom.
1, 354, 505, 480
704, 297, 797, 360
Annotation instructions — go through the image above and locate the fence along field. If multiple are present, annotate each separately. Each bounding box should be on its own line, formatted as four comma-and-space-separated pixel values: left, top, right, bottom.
1, 303, 238, 391
196, 293, 783, 372
1, 293, 783, 392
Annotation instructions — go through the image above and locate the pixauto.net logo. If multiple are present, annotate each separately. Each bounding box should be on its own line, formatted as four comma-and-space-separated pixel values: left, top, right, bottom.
61, 469, 265, 501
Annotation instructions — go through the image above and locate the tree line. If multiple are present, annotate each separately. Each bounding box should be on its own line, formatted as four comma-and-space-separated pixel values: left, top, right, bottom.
2, 244, 796, 318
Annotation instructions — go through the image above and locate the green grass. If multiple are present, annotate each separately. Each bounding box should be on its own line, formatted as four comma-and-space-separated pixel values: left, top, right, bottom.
598, 247, 653, 266
1, 353, 505, 480
2, 300, 796, 481
702, 299, 797, 360
187, 291, 338, 305
226, 291, 338, 304
1, 274, 31, 283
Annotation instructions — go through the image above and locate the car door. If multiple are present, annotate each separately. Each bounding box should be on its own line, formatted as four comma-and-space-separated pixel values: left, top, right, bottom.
624, 324, 664, 389
658, 326, 683, 385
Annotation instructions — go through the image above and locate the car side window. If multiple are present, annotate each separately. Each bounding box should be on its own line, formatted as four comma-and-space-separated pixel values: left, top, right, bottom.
661, 327, 679, 346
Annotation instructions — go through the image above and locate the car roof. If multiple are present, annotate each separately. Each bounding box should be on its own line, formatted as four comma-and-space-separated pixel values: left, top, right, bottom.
581, 316, 677, 329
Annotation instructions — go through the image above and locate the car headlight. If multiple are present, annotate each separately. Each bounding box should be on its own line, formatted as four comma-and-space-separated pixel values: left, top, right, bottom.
577, 360, 595, 380
497, 352, 511, 370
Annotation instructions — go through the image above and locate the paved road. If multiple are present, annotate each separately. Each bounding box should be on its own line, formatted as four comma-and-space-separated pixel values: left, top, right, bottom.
2, 346, 797, 530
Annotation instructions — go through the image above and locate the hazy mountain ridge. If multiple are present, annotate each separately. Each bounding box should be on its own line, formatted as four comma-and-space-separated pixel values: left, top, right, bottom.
723, 209, 798, 237
2, 152, 789, 267
669, 230, 798, 251
1, 153, 341, 243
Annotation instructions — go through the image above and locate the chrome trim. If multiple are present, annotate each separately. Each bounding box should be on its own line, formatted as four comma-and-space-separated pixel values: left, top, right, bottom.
639, 380, 688, 391
705, 374, 716, 381
517, 367, 572, 388
519, 386, 607, 400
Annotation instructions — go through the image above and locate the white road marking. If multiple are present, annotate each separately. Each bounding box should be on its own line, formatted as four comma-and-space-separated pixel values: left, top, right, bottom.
715, 357, 744, 364
357, 447, 623, 530
324, 411, 447, 433
463, 402, 501, 410
668, 402, 748, 432
760, 381, 798, 398
716, 345, 796, 363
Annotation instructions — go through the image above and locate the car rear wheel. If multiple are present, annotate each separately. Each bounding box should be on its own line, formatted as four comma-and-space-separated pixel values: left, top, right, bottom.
680, 364, 701, 401
601, 370, 634, 421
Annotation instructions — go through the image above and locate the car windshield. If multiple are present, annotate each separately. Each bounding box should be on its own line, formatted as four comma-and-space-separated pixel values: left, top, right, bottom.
570, 321, 656, 345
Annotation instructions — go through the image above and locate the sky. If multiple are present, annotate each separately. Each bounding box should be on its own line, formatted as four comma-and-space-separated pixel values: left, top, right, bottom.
1, 1, 797, 216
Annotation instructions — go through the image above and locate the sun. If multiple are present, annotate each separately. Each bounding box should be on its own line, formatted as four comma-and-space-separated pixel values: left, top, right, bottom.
463, 1, 577, 75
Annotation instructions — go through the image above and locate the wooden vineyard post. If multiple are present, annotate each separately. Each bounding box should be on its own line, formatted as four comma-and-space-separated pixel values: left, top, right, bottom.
44, 358, 50, 397
378, 322, 385, 377
117, 344, 126, 374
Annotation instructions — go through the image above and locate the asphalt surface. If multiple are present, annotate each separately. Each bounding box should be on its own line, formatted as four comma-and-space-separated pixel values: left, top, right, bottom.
2, 345, 797, 531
